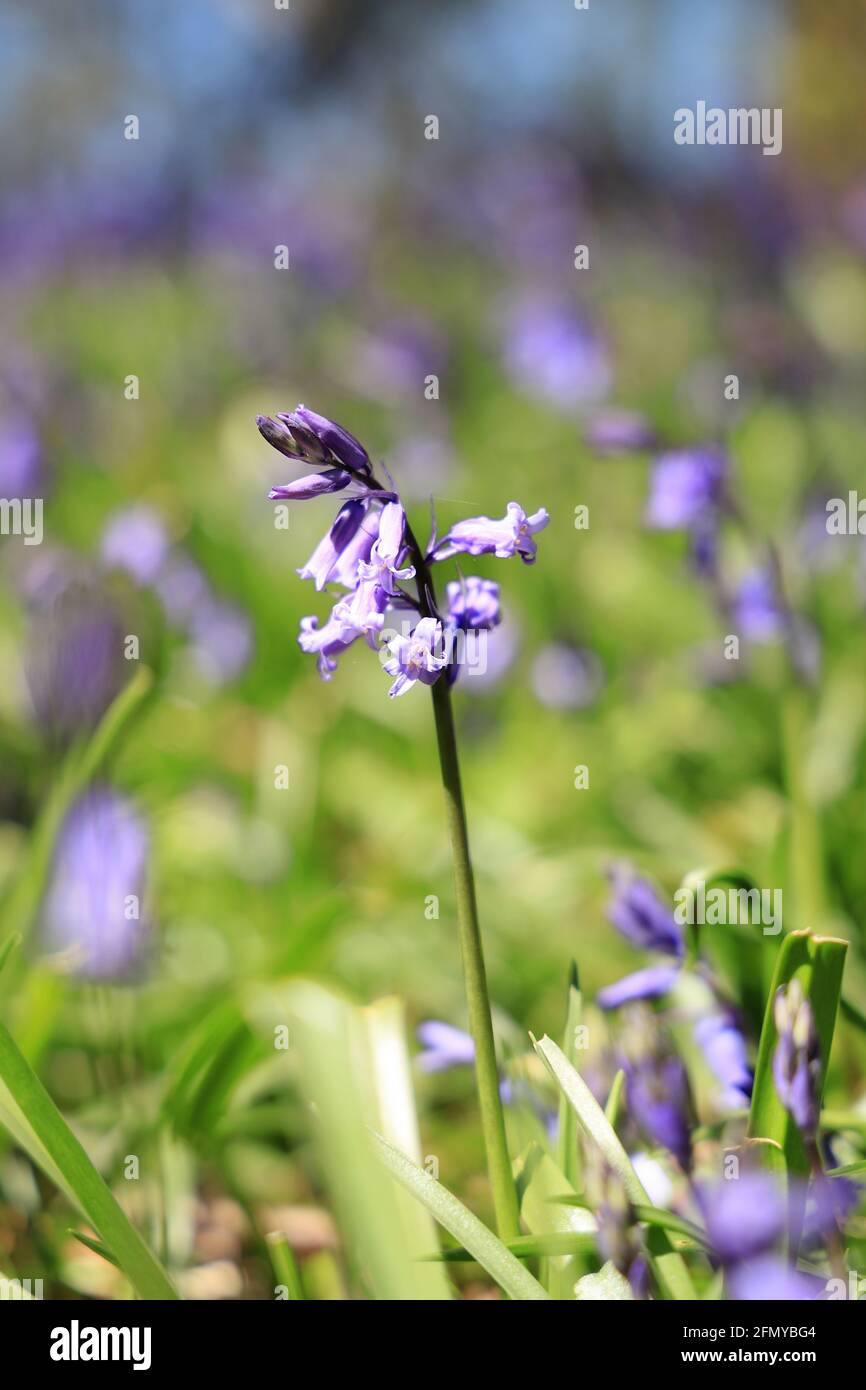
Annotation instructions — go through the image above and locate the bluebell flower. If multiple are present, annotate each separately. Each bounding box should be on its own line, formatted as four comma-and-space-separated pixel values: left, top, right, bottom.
699, 1174, 787, 1265
733, 568, 786, 642
297, 500, 376, 592
257, 406, 547, 695
382, 617, 448, 698
584, 409, 656, 455
444, 577, 501, 631
502, 300, 610, 409
597, 965, 680, 1011
625, 1052, 692, 1171
24, 575, 126, 745
416, 1021, 475, 1072
694, 1009, 753, 1108
432, 503, 549, 565
101, 505, 170, 587
606, 866, 684, 959
40, 786, 151, 981
646, 448, 726, 530
726, 1255, 822, 1302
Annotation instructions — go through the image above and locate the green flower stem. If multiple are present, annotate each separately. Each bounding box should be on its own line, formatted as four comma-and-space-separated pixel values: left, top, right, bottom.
430, 675, 521, 1241
389, 506, 519, 1241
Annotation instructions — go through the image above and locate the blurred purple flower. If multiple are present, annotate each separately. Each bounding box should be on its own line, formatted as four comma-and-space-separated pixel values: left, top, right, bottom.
646, 448, 726, 530
0, 416, 44, 499
40, 786, 150, 981
530, 642, 602, 710
416, 1021, 475, 1073
584, 409, 656, 455
502, 301, 610, 409
733, 568, 785, 642
727, 1255, 822, 1302
597, 965, 680, 1012
625, 1052, 692, 1171
606, 866, 684, 959
101, 505, 170, 587
189, 600, 253, 685
25, 580, 126, 744
700, 1173, 786, 1265
694, 1010, 753, 1109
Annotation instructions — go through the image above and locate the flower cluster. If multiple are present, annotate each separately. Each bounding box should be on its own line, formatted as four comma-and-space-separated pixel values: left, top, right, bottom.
258, 405, 548, 695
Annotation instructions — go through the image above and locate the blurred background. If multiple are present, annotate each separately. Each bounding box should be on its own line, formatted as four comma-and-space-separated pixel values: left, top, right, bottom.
1, 0, 866, 1297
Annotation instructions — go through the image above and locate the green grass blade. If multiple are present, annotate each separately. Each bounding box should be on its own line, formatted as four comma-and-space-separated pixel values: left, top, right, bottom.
428, 1231, 597, 1261
747, 929, 848, 1177
373, 1132, 551, 1300
0, 1019, 178, 1299
266, 1232, 305, 1300
557, 961, 583, 1190
357, 997, 451, 1300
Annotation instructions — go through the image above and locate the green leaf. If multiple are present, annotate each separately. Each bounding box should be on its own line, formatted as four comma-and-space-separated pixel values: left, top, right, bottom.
747, 929, 848, 1177
373, 1132, 551, 1300
0, 1019, 178, 1299
70, 1230, 120, 1269
549, 1195, 707, 1248
604, 1068, 625, 1127
531, 1034, 698, 1300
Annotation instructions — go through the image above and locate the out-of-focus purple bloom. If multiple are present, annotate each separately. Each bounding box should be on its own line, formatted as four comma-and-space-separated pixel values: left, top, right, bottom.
268, 468, 351, 501
694, 1010, 753, 1109
584, 409, 656, 455
297, 500, 375, 592
606, 866, 684, 959
189, 600, 253, 685
502, 301, 610, 409
597, 965, 680, 1011
154, 553, 210, 627
338, 317, 449, 402
460, 613, 521, 694
646, 448, 726, 530
773, 980, 821, 1135
733, 568, 786, 642
444, 577, 501, 631
0, 416, 44, 498
101, 505, 170, 587
432, 502, 549, 565
626, 1053, 692, 1170
298, 608, 361, 681
726, 1255, 822, 1302
802, 1173, 860, 1247
382, 616, 447, 697
530, 643, 603, 710
40, 785, 150, 981
688, 512, 720, 579
416, 1020, 475, 1073
25, 581, 126, 744
700, 1174, 787, 1266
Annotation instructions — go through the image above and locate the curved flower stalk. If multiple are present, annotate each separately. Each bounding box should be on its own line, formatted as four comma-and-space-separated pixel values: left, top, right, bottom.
258, 404, 549, 1239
